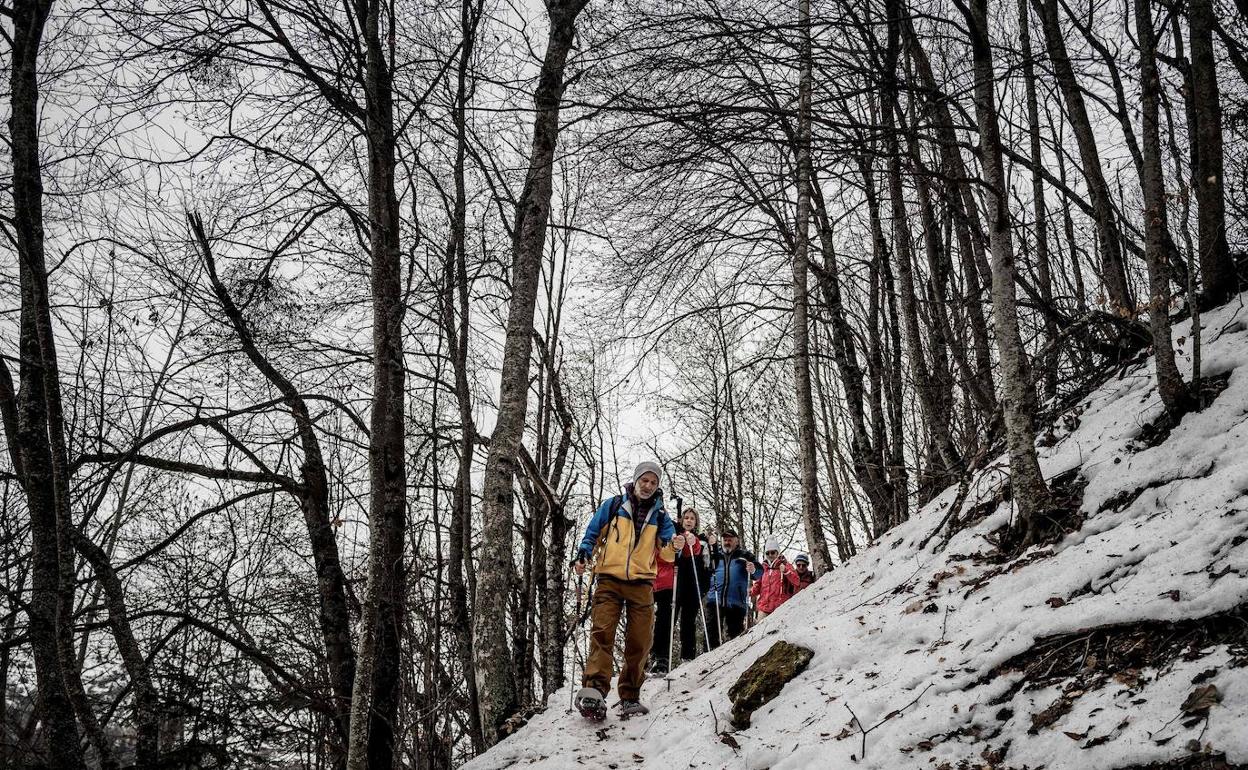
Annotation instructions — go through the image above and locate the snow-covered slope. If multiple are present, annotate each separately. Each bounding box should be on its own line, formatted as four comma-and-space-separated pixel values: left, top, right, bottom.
467, 298, 1248, 770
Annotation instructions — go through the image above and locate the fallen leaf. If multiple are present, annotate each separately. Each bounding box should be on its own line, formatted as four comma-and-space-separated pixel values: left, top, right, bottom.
1046, 597, 1067, 608
1113, 669, 1141, 688
1181, 684, 1221, 715
904, 599, 925, 614
719, 733, 740, 750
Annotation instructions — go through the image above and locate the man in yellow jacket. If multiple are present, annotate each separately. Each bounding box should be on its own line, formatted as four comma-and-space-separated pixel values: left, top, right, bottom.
572, 461, 676, 718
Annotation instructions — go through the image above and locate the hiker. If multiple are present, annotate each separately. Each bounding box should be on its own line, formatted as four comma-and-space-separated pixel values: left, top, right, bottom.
652, 506, 710, 673
704, 529, 761, 649
793, 552, 816, 592
572, 461, 676, 719
751, 539, 800, 619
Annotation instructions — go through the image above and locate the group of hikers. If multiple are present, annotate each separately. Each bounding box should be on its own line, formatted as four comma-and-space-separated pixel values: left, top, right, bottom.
571, 461, 818, 719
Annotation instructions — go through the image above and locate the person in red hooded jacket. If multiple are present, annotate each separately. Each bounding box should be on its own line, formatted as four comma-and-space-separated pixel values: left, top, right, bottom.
651, 506, 708, 674
751, 539, 800, 619
792, 552, 816, 592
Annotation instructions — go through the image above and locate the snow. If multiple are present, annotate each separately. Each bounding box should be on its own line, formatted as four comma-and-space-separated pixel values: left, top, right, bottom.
466, 297, 1248, 770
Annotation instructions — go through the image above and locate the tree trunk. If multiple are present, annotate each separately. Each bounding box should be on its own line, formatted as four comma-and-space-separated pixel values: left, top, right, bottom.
70, 533, 161, 767
440, 0, 487, 752
1189, 0, 1237, 306
346, 0, 408, 765
961, 0, 1051, 542
903, 15, 1000, 434
475, 0, 587, 745
191, 214, 357, 765
1032, 0, 1135, 315
4, 2, 88, 766
861, 159, 908, 533
880, 11, 962, 494
812, 332, 853, 561
791, 0, 833, 575
1135, 0, 1194, 418
811, 184, 894, 530
1019, 0, 1059, 399
1053, 120, 1089, 311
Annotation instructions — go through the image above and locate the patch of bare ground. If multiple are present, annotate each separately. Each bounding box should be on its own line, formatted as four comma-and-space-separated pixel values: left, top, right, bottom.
1132, 372, 1233, 450
955, 468, 1088, 571
923, 606, 1248, 770
986, 603, 1248, 736
932, 744, 1035, 770
1115, 754, 1247, 769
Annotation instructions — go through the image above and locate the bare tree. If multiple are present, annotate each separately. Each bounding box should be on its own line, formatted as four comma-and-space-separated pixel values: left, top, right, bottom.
475, 0, 590, 745
1, 1, 90, 765
956, 0, 1051, 543
1189, 0, 1237, 306
1032, 0, 1135, 316
791, 0, 834, 575
1134, 0, 1194, 418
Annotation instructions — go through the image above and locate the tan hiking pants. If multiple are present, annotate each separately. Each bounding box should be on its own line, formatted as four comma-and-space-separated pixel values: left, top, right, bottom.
582, 577, 654, 701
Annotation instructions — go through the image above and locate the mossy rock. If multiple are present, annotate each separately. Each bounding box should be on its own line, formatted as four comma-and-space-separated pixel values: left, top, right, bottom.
727, 640, 814, 729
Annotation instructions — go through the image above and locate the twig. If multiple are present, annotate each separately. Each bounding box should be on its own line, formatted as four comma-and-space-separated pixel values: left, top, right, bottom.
837, 563, 926, 616
709, 699, 720, 735
844, 683, 936, 760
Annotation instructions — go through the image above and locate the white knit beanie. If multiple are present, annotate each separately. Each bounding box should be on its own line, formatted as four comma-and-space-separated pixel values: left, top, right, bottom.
764, 538, 780, 554
632, 461, 662, 485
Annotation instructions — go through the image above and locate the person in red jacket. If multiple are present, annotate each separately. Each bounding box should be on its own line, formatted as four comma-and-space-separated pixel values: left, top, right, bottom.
751, 539, 800, 619
651, 506, 708, 674
793, 552, 816, 592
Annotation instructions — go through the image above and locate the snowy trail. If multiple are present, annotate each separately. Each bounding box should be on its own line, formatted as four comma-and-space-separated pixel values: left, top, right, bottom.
467, 298, 1248, 770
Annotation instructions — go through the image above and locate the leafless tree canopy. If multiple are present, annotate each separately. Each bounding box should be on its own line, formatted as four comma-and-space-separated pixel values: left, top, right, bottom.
2, 0, 1244, 765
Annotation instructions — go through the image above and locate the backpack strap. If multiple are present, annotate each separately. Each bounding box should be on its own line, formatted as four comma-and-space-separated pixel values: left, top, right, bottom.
605, 494, 626, 545
591, 495, 627, 562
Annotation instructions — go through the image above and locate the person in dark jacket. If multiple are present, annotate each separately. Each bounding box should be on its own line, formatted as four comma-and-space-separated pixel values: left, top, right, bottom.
704, 529, 762, 649
652, 506, 710, 673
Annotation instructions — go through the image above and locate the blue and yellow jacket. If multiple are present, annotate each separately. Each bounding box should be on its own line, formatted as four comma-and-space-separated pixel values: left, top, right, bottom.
577, 492, 676, 582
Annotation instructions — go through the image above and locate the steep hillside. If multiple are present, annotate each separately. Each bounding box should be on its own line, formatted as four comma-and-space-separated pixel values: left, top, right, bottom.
466, 299, 1248, 770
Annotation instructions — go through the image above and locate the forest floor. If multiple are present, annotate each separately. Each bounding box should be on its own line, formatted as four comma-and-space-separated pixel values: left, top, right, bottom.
464, 296, 1248, 770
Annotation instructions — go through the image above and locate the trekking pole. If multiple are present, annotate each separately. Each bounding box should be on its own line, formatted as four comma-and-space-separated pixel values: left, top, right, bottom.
745, 567, 754, 632
665, 495, 684, 680
667, 546, 679, 678
569, 569, 585, 713
709, 540, 723, 648
687, 538, 712, 655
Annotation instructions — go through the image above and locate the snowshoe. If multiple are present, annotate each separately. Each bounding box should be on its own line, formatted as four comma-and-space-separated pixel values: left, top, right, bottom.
615, 699, 649, 718
575, 687, 607, 722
